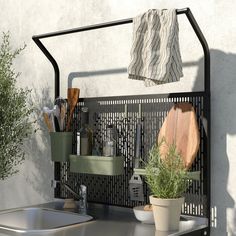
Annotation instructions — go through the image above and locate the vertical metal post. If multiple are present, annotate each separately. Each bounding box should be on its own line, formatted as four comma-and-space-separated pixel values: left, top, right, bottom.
32, 37, 61, 198
185, 9, 210, 94
32, 37, 60, 98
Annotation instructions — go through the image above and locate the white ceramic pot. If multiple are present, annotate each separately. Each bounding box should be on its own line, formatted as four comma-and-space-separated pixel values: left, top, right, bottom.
149, 196, 184, 231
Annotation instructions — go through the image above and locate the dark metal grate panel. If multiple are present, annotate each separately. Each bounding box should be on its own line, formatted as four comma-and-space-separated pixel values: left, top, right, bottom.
56, 92, 209, 217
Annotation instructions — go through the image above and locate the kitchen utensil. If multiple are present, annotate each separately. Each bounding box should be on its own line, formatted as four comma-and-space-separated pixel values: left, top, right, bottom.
66, 88, 80, 131
158, 102, 200, 169
54, 97, 67, 132
60, 103, 66, 132
129, 104, 144, 201
53, 104, 61, 131
43, 112, 54, 132
123, 104, 129, 164
43, 106, 50, 114
43, 107, 55, 132
50, 112, 56, 132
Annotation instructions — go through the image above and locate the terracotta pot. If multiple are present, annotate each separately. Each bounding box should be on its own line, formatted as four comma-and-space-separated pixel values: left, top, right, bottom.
149, 195, 184, 231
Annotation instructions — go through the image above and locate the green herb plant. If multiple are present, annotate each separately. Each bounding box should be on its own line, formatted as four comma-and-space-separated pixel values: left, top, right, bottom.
0, 32, 32, 180
145, 141, 189, 199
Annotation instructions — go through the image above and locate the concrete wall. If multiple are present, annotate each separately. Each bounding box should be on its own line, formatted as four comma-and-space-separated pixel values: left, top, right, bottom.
0, 1, 236, 235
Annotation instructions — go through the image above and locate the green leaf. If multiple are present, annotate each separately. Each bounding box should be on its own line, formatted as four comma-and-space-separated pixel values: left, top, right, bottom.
144, 140, 189, 199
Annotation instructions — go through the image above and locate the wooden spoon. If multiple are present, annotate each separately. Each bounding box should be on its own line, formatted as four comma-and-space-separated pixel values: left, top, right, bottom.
66, 88, 80, 131
43, 112, 54, 132
60, 103, 66, 132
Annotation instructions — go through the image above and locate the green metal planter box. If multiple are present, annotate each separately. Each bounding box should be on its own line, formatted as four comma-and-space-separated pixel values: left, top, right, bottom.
69, 155, 125, 175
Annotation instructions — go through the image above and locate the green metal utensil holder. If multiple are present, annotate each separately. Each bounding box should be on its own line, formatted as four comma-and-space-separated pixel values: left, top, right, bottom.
50, 132, 73, 162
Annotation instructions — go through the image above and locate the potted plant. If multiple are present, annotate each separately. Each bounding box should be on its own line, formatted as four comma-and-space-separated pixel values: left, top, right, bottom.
0, 32, 33, 180
145, 141, 189, 231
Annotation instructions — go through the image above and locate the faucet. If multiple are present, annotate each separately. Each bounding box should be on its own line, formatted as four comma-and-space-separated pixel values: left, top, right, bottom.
52, 180, 87, 213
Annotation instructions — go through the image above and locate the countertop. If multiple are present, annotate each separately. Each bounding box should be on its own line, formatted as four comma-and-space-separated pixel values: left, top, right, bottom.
0, 200, 208, 236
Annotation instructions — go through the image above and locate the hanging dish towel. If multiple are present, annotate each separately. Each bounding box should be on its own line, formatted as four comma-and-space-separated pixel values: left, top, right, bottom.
128, 9, 183, 86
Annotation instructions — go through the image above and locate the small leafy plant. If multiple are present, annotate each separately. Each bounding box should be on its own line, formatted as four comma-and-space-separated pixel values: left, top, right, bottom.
0, 32, 33, 180
145, 141, 189, 199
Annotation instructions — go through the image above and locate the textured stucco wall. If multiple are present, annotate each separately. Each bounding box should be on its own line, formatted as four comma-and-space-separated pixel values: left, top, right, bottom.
0, 1, 236, 235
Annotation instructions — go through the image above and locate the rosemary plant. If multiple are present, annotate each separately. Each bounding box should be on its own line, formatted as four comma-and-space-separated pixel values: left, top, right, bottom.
0, 32, 33, 180
145, 141, 189, 199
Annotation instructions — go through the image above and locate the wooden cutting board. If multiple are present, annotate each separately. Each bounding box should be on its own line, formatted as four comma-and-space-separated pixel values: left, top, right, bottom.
157, 102, 200, 169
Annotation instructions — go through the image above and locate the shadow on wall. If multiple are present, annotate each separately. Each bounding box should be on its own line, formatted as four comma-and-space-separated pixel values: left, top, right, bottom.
193, 49, 236, 236
68, 68, 127, 89
23, 87, 54, 201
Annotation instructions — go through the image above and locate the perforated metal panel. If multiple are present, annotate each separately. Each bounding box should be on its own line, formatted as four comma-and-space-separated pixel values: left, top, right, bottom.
56, 92, 209, 217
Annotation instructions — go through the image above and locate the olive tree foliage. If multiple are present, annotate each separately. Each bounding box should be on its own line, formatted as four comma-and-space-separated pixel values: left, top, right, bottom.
0, 32, 33, 180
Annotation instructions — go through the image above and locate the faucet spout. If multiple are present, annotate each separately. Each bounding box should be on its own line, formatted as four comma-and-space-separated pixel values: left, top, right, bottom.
52, 180, 87, 213
63, 183, 82, 200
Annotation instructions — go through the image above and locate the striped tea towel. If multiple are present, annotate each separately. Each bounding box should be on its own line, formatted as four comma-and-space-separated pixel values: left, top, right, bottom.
128, 9, 183, 86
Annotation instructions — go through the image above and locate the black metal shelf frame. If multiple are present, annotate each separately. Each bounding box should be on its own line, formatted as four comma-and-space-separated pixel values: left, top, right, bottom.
32, 8, 210, 97
32, 7, 211, 236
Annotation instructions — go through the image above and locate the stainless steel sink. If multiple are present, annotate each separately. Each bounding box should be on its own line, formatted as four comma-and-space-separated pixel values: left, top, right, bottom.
0, 207, 93, 233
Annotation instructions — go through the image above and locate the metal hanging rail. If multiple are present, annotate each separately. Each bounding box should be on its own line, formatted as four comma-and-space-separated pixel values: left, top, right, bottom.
32, 7, 210, 99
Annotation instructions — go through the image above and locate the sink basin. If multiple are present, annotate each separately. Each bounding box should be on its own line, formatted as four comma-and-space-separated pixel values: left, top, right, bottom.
0, 207, 93, 233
